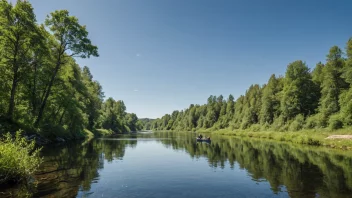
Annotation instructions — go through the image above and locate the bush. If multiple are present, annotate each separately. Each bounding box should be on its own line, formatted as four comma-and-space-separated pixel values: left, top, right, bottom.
93, 128, 113, 137
271, 115, 285, 131
260, 122, 271, 131
0, 131, 42, 184
39, 123, 71, 139
250, 124, 261, 132
329, 114, 343, 130
240, 119, 251, 130
229, 121, 240, 130
305, 115, 319, 129
289, 114, 305, 131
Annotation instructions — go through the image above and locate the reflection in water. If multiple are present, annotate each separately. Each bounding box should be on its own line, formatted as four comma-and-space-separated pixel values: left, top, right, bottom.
155, 132, 352, 198
33, 139, 138, 197
1, 132, 351, 197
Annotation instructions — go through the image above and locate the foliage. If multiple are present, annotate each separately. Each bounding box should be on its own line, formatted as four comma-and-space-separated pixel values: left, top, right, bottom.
0, 131, 42, 184
328, 114, 343, 130
139, 118, 155, 130
152, 37, 352, 134
289, 114, 305, 131
0, 0, 140, 139
98, 98, 142, 133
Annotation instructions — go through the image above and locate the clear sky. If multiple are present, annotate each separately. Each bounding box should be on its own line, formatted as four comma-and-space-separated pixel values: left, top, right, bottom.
25, 0, 352, 119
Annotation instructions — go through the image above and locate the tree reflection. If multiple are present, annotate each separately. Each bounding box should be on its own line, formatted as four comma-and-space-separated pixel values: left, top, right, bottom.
154, 132, 352, 198
2, 133, 351, 198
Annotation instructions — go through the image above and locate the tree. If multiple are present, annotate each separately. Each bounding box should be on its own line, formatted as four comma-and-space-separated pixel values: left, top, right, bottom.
260, 74, 282, 124
126, 113, 139, 131
241, 84, 262, 129
339, 38, 352, 125
281, 61, 319, 121
318, 46, 347, 126
81, 66, 104, 129
312, 62, 325, 86
35, 10, 98, 126
0, 0, 39, 120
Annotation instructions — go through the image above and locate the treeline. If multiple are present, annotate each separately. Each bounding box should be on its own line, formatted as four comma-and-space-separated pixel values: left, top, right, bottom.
0, 0, 141, 138
152, 38, 352, 132
139, 118, 155, 130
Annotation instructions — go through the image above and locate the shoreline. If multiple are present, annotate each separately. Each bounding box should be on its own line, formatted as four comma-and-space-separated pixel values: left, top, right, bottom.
153, 129, 352, 150
210, 129, 352, 150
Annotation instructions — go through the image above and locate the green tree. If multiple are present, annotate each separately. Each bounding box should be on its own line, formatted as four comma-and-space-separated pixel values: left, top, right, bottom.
339, 38, 352, 126
281, 61, 319, 121
241, 84, 262, 129
81, 66, 104, 129
318, 46, 347, 126
260, 74, 282, 124
0, 0, 39, 120
312, 62, 325, 86
35, 10, 98, 126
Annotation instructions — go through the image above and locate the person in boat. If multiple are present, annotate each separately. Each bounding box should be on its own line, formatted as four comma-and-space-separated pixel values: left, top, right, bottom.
207, 136, 211, 141
198, 134, 203, 139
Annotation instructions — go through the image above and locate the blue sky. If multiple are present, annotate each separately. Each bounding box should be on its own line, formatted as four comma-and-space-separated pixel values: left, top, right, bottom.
26, 0, 352, 118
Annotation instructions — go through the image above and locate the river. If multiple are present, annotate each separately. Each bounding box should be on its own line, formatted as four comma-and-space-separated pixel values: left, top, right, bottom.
1, 131, 352, 197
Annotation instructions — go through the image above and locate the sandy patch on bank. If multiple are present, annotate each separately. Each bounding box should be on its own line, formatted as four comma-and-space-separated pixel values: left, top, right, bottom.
326, 135, 352, 139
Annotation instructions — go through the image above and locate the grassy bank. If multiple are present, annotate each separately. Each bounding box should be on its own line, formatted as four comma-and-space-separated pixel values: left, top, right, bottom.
153, 127, 352, 150
205, 128, 352, 150
0, 131, 42, 185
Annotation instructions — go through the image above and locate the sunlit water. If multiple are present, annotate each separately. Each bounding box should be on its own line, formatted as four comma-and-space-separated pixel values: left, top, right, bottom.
2, 132, 352, 198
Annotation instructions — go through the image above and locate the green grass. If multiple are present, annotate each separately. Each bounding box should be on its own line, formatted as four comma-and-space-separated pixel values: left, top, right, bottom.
0, 131, 42, 185
211, 128, 352, 150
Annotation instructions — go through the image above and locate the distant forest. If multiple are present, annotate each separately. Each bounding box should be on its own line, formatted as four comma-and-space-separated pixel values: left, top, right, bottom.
152, 38, 352, 132
139, 118, 155, 130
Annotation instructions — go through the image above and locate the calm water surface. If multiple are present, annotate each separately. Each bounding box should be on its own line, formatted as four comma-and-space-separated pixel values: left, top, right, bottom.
2, 132, 352, 198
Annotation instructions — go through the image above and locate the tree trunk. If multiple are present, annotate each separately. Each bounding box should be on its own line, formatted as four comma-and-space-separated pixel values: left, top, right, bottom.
59, 108, 66, 125
7, 39, 19, 121
31, 61, 38, 115
8, 71, 18, 120
34, 58, 61, 127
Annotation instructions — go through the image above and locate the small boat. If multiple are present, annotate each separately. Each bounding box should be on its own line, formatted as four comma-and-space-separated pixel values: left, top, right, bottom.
196, 138, 211, 142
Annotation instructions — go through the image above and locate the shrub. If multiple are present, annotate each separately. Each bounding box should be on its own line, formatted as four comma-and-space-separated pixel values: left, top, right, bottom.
250, 124, 261, 132
271, 115, 285, 131
0, 131, 42, 184
261, 122, 271, 131
305, 115, 319, 129
329, 114, 343, 130
240, 119, 251, 130
289, 114, 305, 131
93, 128, 113, 137
229, 121, 240, 130
39, 123, 71, 139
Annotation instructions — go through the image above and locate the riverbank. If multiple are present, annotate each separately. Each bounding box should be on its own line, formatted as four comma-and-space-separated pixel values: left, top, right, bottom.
205, 128, 352, 150
0, 118, 114, 145
154, 128, 352, 150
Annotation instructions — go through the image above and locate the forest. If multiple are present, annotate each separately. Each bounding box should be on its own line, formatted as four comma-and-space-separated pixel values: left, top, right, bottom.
0, 0, 142, 140
152, 38, 352, 134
